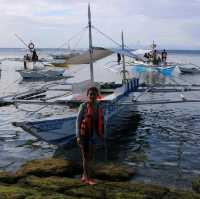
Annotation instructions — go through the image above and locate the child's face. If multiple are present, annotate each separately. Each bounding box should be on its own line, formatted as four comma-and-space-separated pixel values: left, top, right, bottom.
88, 90, 97, 102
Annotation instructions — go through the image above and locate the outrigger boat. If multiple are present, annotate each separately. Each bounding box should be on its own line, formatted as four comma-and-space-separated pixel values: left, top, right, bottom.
131, 42, 176, 75
13, 35, 69, 81
178, 63, 200, 74
17, 68, 66, 81
13, 5, 140, 146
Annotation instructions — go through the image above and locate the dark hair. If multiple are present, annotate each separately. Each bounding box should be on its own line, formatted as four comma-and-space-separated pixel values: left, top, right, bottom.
87, 87, 99, 97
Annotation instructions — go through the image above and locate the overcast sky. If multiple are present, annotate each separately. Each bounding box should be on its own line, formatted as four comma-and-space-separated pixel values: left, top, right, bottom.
0, 0, 200, 49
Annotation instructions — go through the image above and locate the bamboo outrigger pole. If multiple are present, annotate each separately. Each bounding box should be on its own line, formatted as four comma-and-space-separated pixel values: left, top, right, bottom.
88, 4, 94, 83
121, 31, 126, 83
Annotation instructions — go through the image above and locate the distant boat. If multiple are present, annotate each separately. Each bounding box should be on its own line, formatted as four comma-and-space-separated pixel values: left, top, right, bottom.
131, 43, 177, 76
179, 64, 200, 74
17, 68, 66, 81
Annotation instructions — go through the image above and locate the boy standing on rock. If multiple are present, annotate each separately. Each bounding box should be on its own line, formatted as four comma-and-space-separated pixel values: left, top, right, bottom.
76, 87, 104, 185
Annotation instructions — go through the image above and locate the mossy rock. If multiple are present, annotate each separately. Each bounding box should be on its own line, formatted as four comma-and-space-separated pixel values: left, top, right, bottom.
163, 190, 200, 199
0, 185, 40, 199
0, 172, 19, 184
91, 163, 136, 181
106, 190, 146, 199
66, 183, 106, 199
21, 176, 83, 192
193, 178, 200, 193
104, 181, 168, 199
67, 181, 167, 199
26, 193, 82, 199
16, 158, 81, 178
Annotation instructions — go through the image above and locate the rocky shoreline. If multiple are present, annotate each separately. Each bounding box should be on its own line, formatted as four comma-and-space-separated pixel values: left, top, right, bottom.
0, 158, 200, 199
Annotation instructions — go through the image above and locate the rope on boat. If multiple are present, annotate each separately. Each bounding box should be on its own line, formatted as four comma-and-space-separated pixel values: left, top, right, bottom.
58, 26, 88, 49
92, 26, 122, 47
14, 34, 28, 48
133, 87, 153, 101
92, 25, 134, 53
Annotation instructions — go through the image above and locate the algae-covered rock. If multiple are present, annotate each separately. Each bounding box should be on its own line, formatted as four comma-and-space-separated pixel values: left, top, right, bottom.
193, 178, 200, 193
66, 183, 106, 199
0, 171, 19, 184
21, 176, 83, 192
16, 158, 81, 178
91, 163, 136, 181
26, 193, 81, 199
163, 190, 200, 199
0, 185, 40, 199
106, 189, 146, 199
105, 181, 168, 199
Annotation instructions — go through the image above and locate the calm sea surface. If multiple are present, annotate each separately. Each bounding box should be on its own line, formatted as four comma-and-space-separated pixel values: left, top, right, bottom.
0, 48, 200, 190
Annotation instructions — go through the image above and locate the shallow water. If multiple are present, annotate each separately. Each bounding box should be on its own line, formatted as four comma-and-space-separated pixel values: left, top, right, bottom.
0, 48, 200, 189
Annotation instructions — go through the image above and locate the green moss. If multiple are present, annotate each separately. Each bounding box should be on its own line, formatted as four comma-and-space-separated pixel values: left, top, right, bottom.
21, 176, 83, 192
105, 181, 169, 199
106, 190, 146, 199
0, 185, 39, 199
91, 163, 136, 181
26, 193, 80, 199
16, 158, 81, 178
66, 183, 106, 199
163, 190, 200, 199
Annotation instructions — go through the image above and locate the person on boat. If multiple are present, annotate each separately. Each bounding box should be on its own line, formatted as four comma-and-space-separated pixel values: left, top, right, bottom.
32, 49, 38, 62
144, 53, 149, 59
152, 50, 158, 65
117, 53, 121, 65
157, 56, 161, 65
23, 55, 27, 69
162, 49, 167, 62
76, 86, 104, 185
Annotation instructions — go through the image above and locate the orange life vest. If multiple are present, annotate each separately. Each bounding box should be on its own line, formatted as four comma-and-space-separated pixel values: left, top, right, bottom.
80, 102, 104, 139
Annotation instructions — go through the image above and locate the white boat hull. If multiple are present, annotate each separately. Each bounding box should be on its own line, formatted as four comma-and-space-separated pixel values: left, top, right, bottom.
179, 66, 200, 74
17, 69, 65, 81
13, 78, 139, 146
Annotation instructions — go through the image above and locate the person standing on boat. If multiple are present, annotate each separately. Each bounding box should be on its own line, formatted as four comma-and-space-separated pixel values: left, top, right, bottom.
32, 49, 38, 62
24, 54, 29, 70
162, 49, 167, 62
76, 87, 104, 185
152, 50, 158, 65
117, 53, 121, 65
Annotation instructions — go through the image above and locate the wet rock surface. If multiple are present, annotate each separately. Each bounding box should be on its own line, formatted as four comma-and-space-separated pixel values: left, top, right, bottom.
90, 163, 136, 181
0, 158, 200, 199
16, 158, 81, 178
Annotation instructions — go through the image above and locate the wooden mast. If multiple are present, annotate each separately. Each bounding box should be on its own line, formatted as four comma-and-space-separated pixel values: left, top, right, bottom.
88, 4, 94, 82
121, 31, 126, 83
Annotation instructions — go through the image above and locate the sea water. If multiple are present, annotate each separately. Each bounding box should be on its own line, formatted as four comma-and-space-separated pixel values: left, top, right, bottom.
0, 48, 200, 189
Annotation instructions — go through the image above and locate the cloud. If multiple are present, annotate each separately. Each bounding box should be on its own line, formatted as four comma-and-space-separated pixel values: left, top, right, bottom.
0, 0, 199, 49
